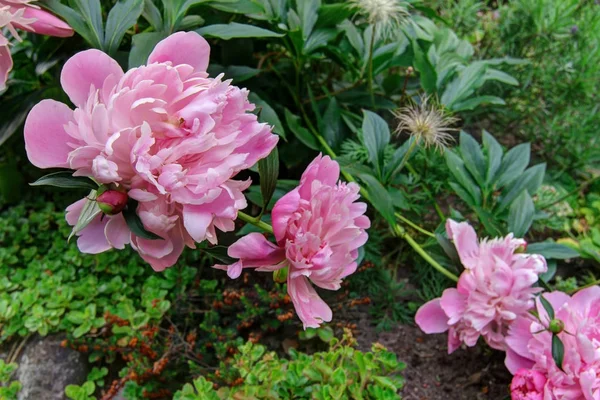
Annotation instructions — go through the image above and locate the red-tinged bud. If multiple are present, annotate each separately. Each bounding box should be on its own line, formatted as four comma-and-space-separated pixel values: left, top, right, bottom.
97, 188, 128, 215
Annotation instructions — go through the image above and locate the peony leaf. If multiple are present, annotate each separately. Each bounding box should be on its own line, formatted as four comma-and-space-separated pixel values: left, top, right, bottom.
258, 147, 279, 212
539, 295, 555, 320
123, 200, 163, 240
68, 192, 102, 242
31, 171, 98, 191
551, 334, 564, 371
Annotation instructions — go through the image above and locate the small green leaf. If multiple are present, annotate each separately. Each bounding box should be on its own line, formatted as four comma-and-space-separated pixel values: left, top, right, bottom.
317, 326, 334, 342
258, 148, 279, 211
361, 110, 390, 178
129, 32, 166, 68
551, 334, 564, 370
69, 193, 102, 242
104, 0, 144, 55
539, 295, 555, 320
249, 93, 286, 139
200, 245, 236, 264
358, 174, 395, 225
284, 109, 319, 150
508, 190, 534, 237
196, 23, 284, 40
30, 172, 97, 190
123, 201, 163, 240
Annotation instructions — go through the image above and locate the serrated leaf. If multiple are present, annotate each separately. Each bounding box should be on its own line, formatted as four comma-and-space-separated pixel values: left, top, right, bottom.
30, 171, 97, 190
258, 147, 279, 211
123, 201, 163, 240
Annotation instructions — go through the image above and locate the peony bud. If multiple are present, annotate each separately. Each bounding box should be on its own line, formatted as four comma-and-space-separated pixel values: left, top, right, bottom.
548, 319, 564, 334
273, 266, 288, 283
97, 188, 128, 215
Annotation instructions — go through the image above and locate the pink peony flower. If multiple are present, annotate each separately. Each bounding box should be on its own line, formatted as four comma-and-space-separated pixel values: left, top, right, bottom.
25, 31, 278, 270
415, 219, 547, 353
511, 369, 547, 400
214, 155, 370, 328
505, 287, 600, 400
0, 0, 73, 89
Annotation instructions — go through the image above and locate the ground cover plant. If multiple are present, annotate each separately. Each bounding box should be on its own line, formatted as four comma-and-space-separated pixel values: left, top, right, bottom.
0, 0, 598, 399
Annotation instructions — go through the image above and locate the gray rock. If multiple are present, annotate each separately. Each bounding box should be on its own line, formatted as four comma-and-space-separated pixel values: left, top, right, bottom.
15, 335, 89, 400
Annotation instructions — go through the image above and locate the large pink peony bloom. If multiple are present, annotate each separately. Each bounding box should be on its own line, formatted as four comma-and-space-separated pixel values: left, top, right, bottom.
511, 369, 547, 400
415, 220, 547, 352
505, 287, 600, 400
24, 31, 278, 271
0, 0, 73, 89
214, 155, 370, 328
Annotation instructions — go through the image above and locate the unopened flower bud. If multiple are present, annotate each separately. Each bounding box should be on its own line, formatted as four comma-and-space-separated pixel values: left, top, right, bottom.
549, 319, 564, 334
97, 188, 128, 215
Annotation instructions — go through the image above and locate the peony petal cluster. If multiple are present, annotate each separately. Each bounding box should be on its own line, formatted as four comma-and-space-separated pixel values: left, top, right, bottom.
511, 369, 547, 400
0, 0, 73, 89
415, 219, 547, 352
214, 155, 370, 328
25, 31, 278, 271
505, 287, 600, 400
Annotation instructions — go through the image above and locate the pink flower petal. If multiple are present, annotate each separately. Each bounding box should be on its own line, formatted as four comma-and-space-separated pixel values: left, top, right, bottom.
61, 49, 124, 107
446, 219, 480, 269
505, 348, 535, 375
105, 214, 130, 249
415, 298, 450, 334
0, 36, 12, 91
271, 189, 301, 244
76, 217, 111, 255
24, 99, 74, 168
288, 275, 333, 329
19, 7, 74, 37
148, 31, 211, 72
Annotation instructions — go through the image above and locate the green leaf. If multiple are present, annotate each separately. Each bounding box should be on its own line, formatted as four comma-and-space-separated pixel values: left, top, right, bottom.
317, 326, 334, 342
384, 137, 416, 182
526, 242, 580, 260
196, 23, 284, 39
331, 368, 347, 386
316, 3, 353, 28
451, 95, 505, 112
445, 150, 482, 206
484, 68, 519, 86
69, 193, 102, 242
30, 171, 97, 190
298, 0, 320, 39
141, 0, 163, 30
284, 109, 319, 150
551, 334, 564, 370
129, 32, 165, 68
496, 143, 531, 188
358, 174, 395, 225
473, 206, 503, 237
361, 110, 390, 179
249, 93, 285, 139
104, 0, 144, 56
498, 163, 546, 212
320, 98, 343, 150
508, 190, 534, 237
204, 0, 264, 14
123, 201, 163, 240
459, 131, 486, 187
70, 0, 105, 48
482, 130, 503, 185
539, 295, 555, 320
412, 40, 436, 93
43, 0, 103, 49
258, 148, 279, 211
200, 245, 236, 264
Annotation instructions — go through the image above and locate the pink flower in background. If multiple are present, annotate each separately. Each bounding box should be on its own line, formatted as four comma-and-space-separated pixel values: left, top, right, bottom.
510, 369, 546, 400
415, 220, 547, 353
0, 0, 73, 89
505, 287, 600, 400
215, 155, 370, 328
24, 31, 278, 270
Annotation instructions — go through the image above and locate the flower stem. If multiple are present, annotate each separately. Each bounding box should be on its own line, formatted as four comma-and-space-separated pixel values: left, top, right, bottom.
394, 225, 459, 282
395, 213, 435, 238
237, 211, 274, 235
393, 137, 419, 178
367, 25, 377, 108
568, 278, 600, 294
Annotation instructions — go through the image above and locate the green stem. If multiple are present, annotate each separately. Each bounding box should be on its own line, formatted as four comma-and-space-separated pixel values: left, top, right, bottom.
394, 225, 459, 282
237, 211, 274, 235
568, 278, 600, 295
367, 25, 377, 108
394, 138, 419, 178
395, 213, 435, 238
539, 175, 600, 210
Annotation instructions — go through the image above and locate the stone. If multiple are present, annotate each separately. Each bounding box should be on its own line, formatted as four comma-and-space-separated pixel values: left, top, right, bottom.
15, 335, 89, 400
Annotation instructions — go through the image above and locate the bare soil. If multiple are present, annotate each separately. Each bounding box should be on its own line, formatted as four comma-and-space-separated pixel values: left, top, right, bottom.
354, 313, 512, 400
